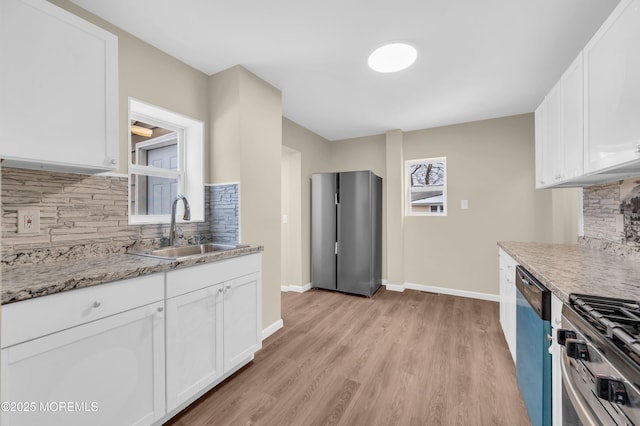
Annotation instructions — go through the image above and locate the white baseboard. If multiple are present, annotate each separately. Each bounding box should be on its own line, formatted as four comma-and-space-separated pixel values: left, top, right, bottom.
384, 283, 405, 292
262, 319, 283, 340
383, 282, 499, 302
281, 283, 312, 293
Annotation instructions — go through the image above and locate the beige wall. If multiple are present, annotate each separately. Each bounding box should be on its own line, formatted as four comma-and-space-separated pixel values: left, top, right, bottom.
384, 130, 405, 286
402, 114, 553, 295
281, 147, 302, 288
281, 115, 570, 297
49, 1, 210, 175
282, 119, 332, 286
330, 135, 386, 177
209, 66, 283, 329
209, 68, 241, 184
551, 188, 581, 243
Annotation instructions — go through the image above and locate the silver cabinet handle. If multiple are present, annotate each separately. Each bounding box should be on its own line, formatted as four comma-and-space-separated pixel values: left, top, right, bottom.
226, 285, 232, 291
157, 306, 164, 313
93, 300, 101, 308
218, 287, 224, 294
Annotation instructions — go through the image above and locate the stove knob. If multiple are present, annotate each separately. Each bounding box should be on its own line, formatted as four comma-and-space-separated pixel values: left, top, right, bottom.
565, 338, 589, 361
596, 375, 628, 405
557, 329, 577, 346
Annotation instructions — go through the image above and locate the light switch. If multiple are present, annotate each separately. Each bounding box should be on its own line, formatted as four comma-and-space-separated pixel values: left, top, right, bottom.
461, 200, 469, 209
17, 209, 40, 234
282, 214, 288, 224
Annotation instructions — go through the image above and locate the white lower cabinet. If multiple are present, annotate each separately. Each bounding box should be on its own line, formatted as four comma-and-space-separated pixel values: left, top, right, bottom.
165, 254, 262, 415
1, 253, 263, 425
0, 275, 166, 426
166, 284, 224, 412
550, 293, 563, 426
223, 273, 261, 371
498, 248, 518, 362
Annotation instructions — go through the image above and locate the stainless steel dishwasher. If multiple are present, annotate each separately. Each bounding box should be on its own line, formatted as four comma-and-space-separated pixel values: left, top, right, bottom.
515, 265, 552, 426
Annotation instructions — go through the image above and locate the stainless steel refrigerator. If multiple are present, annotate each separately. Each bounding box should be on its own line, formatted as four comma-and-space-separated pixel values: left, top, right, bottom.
311, 170, 382, 297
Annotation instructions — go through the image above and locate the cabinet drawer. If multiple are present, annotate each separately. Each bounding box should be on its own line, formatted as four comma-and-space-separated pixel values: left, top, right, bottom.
167, 254, 261, 298
1, 273, 164, 348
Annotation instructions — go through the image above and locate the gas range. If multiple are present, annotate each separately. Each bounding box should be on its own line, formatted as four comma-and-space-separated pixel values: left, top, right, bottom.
561, 294, 640, 425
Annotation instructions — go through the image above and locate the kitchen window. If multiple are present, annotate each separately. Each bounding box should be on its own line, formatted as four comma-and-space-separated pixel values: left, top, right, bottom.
405, 157, 447, 216
128, 98, 204, 224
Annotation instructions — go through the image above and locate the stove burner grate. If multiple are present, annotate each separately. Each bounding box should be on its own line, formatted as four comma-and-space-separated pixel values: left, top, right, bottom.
570, 294, 640, 365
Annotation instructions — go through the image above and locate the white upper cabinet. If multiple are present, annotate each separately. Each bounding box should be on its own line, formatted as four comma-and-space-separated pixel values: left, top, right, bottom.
535, 0, 640, 187
535, 81, 561, 188
535, 54, 583, 189
0, 0, 118, 173
584, 0, 640, 174
561, 54, 584, 181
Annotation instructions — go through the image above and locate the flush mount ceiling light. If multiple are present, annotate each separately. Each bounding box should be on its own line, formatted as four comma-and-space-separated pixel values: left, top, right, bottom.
368, 42, 417, 73
131, 124, 153, 137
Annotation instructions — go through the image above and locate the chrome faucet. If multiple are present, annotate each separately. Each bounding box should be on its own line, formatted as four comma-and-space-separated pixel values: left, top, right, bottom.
169, 195, 191, 246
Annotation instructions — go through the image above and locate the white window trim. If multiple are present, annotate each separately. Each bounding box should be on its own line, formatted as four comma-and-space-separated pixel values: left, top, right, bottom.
405, 157, 448, 217
128, 98, 204, 225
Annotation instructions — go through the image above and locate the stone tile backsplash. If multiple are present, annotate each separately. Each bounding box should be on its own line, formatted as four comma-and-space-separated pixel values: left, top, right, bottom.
1, 167, 239, 265
581, 176, 640, 257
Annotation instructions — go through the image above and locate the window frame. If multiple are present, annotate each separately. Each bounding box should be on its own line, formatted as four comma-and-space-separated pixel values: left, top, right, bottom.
128, 98, 204, 225
405, 157, 448, 217
133, 132, 182, 217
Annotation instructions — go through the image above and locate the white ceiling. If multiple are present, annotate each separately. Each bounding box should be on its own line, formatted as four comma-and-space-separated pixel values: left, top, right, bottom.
71, 0, 619, 141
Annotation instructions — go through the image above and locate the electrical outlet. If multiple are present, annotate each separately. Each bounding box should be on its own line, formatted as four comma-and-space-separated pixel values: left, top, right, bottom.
17, 209, 40, 234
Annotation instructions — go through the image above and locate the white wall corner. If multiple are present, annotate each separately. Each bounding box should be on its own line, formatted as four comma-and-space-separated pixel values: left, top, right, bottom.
262, 319, 283, 340
281, 283, 312, 293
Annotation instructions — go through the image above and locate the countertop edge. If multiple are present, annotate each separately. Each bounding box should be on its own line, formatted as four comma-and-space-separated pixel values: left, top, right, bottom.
498, 241, 640, 304
498, 241, 571, 303
1, 245, 264, 305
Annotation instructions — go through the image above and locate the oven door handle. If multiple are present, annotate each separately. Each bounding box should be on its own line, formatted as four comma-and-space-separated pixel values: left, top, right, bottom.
560, 349, 600, 426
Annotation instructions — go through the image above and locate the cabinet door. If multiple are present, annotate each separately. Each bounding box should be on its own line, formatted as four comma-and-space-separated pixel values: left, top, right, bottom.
561, 53, 584, 181
545, 82, 563, 184
498, 249, 517, 363
498, 251, 508, 337
166, 284, 224, 412
504, 257, 517, 363
535, 83, 562, 188
1, 302, 165, 426
0, 0, 118, 173
550, 294, 563, 426
223, 273, 262, 371
535, 102, 548, 188
584, 0, 640, 173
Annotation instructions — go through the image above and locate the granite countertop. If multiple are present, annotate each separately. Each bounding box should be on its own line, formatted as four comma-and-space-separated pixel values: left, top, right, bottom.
1, 245, 263, 305
498, 241, 640, 303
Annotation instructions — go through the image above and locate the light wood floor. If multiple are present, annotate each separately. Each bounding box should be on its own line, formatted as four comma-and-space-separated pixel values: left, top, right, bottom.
166, 288, 530, 426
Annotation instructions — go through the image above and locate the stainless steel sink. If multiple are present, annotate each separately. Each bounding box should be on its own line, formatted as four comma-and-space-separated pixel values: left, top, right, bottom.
129, 243, 249, 260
